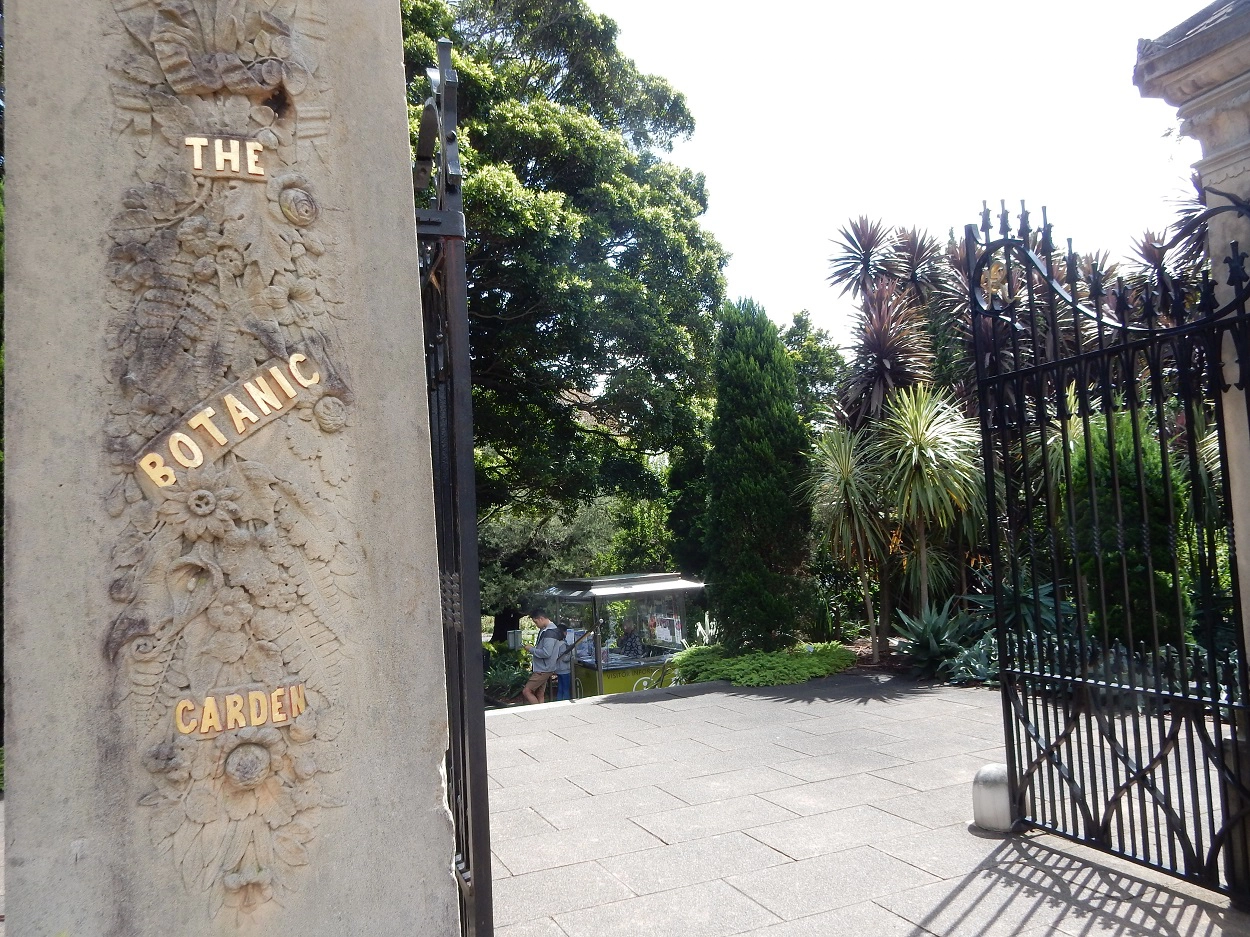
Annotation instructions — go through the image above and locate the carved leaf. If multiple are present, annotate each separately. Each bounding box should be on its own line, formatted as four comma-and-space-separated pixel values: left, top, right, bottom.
224, 184, 291, 287
231, 460, 280, 524
273, 830, 309, 867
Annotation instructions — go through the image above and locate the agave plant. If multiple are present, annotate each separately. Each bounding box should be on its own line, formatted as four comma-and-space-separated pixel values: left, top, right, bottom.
895, 598, 989, 679
946, 631, 1000, 685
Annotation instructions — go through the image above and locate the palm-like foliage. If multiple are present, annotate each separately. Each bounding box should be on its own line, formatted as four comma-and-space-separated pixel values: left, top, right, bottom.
893, 227, 949, 306
807, 425, 889, 660
828, 217, 897, 299
841, 283, 934, 427
875, 385, 983, 611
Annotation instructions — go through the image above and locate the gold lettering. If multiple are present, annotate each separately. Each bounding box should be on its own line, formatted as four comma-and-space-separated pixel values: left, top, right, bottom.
215, 137, 241, 173
223, 393, 260, 434
248, 690, 269, 727
246, 140, 266, 177
199, 696, 223, 734
271, 687, 288, 725
225, 693, 247, 730
138, 453, 177, 488
187, 407, 228, 446
268, 366, 298, 399
184, 136, 209, 170
175, 699, 199, 735
288, 683, 307, 718
288, 353, 320, 388
244, 376, 284, 416
168, 432, 203, 469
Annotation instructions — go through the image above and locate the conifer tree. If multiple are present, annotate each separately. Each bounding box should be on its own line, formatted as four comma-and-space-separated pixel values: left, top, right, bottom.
704, 300, 811, 652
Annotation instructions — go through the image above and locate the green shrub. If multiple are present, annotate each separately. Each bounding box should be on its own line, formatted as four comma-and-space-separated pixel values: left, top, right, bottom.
672, 642, 855, 687
1065, 407, 1192, 647
963, 581, 1073, 636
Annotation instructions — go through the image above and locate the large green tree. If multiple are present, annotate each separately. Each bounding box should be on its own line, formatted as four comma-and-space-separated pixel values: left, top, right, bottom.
703, 300, 812, 652
402, 0, 726, 523
782, 311, 847, 428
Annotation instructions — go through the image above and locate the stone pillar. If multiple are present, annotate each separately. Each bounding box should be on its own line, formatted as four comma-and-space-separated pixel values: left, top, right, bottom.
1138, 4, 1250, 631
6, 1, 457, 933
1138, 1, 1250, 904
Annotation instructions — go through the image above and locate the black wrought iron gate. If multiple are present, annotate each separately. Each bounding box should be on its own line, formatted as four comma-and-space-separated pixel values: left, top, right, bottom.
417, 40, 493, 935
969, 198, 1250, 901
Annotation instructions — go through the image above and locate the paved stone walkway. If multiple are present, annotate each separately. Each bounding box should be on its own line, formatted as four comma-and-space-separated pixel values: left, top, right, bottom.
486, 672, 1250, 937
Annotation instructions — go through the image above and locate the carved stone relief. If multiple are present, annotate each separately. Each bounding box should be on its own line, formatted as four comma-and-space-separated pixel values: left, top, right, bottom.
104, 0, 358, 921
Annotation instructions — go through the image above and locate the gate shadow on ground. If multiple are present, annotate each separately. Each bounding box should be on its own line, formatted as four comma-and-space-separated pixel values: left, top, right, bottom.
890, 833, 1250, 937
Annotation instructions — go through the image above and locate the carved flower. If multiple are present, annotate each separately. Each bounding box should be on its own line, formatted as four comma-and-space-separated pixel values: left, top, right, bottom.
252, 576, 298, 612
206, 628, 248, 663
216, 246, 244, 277
143, 738, 194, 784
269, 174, 319, 227
207, 586, 253, 632
218, 727, 287, 810
223, 865, 274, 912
244, 640, 286, 685
158, 469, 243, 541
288, 277, 326, 325
225, 744, 271, 791
107, 242, 159, 291
177, 216, 218, 257
192, 255, 217, 282
313, 395, 347, 433
249, 607, 285, 641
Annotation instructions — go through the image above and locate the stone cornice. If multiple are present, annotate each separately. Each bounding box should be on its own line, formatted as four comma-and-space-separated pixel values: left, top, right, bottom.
1136, 2, 1250, 106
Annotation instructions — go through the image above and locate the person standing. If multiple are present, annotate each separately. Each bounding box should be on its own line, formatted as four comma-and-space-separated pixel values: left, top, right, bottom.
553, 621, 573, 701
522, 609, 561, 705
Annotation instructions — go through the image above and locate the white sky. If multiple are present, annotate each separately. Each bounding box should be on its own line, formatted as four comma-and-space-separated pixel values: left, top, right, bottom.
586, 0, 1204, 346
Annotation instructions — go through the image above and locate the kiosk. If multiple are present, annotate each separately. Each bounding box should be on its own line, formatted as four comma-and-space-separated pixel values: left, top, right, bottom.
535, 573, 705, 697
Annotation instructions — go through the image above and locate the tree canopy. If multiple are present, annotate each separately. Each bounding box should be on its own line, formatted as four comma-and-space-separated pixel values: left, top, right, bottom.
402, 0, 726, 527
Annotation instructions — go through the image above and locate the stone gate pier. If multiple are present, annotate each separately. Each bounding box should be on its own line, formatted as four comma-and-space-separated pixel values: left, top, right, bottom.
5, 1, 458, 932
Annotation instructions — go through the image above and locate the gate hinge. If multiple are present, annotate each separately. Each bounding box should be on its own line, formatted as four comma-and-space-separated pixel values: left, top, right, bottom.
418, 208, 467, 238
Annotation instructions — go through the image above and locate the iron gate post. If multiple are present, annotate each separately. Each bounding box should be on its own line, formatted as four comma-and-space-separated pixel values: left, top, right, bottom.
966, 220, 1024, 831
417, 38, 493, 936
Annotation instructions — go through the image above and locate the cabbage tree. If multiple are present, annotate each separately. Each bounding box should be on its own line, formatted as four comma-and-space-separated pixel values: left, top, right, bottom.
875, 385, 983, 612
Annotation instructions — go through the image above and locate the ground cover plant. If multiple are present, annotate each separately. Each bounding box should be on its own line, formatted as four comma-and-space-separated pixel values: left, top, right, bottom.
483, 646, 531, 701
672, 642, 855, 687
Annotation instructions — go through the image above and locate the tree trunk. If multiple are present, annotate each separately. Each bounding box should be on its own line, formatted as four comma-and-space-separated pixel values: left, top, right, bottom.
877, 572, 893, 660
860, 569, 877, 664
917, 520, 929, 613
490, 606, 521, 644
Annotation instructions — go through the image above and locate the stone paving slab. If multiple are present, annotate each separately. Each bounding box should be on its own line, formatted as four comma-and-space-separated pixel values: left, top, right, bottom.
487, 673, 1250, 936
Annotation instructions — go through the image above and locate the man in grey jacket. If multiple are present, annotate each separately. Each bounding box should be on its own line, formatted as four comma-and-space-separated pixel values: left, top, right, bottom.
522, 609, 562, 704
